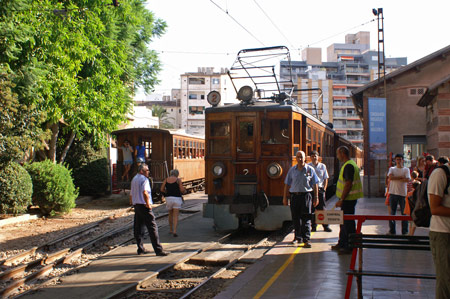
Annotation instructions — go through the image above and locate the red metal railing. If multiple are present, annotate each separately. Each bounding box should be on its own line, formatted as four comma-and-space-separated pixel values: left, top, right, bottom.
344, 215, 412, 299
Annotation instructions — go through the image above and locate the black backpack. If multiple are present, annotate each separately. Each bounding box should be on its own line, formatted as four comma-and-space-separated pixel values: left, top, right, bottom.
411, 165, 450, 227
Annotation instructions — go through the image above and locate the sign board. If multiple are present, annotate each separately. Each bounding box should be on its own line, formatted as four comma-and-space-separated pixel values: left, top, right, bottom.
315, 210, 344, 225
368, 97, 387, 160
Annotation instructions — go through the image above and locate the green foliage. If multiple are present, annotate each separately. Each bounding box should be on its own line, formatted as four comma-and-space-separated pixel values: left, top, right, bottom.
63, 136, 109, 196
0, 161, 33, 215
25, 160, 78, 216
152, 105, 174, 129
1, 0, 167, 162
0, 66, 47, 163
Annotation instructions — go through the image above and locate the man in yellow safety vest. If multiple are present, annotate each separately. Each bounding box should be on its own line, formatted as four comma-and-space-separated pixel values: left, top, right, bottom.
331, 146, 363, 254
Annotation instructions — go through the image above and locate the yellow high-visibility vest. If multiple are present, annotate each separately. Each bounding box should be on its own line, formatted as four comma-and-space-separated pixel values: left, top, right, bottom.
336, 159, 363, 201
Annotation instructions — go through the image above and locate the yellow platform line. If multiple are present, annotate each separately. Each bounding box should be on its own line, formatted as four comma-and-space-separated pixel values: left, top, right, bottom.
253, 233, 315, 299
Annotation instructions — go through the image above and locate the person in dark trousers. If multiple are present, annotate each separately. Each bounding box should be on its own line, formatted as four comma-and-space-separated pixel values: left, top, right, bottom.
308, 150, 332, 232
283, 150, 319, 248
130, 164, 169, 256
161, 169, 186, 237
331, 146, 363, 254
428, 161, 450, 299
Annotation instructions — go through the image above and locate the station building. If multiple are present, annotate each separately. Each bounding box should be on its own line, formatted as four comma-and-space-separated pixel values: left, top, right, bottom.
352, 44, 450, 196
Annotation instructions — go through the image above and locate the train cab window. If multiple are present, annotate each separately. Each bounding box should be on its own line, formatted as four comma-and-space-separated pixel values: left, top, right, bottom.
261, 119, 289, 144
239, 121, 254, 153
294, 120, 301, 145
209, 122, 231, 155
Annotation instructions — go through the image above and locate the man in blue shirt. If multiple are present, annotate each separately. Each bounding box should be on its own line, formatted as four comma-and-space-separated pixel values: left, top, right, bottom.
283, 150, 319, 248
130, 164, 168, 256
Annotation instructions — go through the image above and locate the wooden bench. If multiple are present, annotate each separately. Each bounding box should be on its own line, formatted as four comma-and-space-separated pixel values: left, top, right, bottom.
346, 234, 435, 298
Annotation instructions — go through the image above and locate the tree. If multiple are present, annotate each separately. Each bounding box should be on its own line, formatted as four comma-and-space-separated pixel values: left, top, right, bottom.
0, 0, 166, 163
151, 105, 174, 129
0, 67, 47, 164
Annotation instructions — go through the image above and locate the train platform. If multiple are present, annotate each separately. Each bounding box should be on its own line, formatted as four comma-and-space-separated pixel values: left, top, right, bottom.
20, 195, 226, 299
215, 197, 436, 299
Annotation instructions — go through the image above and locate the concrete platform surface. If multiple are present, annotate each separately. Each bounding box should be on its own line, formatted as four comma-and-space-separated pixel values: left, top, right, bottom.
215, 197, 436, 299
21, 211, 223, 299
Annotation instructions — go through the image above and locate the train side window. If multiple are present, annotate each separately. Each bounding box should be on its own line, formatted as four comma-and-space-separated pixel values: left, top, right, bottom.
210, 121, 231, 155
261, 119, 289, 144
294, 120, 301, 144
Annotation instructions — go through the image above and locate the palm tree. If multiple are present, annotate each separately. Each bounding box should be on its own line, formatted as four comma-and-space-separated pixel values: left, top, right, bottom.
151, 105, 174, 129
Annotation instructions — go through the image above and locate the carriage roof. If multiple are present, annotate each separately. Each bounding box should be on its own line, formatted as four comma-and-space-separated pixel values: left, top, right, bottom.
111, 128, 204, 140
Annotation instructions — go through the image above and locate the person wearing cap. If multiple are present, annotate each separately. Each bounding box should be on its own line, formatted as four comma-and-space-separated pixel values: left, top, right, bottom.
437, 156, 449, 167
308, 150, 332, 232
387, 153, 411, 235
283, 150, 319, 248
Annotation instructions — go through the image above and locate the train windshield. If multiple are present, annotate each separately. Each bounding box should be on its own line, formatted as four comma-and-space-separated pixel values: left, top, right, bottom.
261, 119, 289, 144
209, 122, 230, 155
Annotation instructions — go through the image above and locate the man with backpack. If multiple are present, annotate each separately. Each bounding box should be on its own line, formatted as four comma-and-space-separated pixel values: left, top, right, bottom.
428, 161, 450, 299
387, 154, 411, 235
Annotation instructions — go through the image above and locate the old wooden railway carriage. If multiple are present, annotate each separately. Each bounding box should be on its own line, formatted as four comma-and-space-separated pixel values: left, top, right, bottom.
112, 128, 205, 201
203, 46, 362, 231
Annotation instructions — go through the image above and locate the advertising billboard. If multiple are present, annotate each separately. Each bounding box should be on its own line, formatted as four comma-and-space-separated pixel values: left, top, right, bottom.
368, 97, 386, 160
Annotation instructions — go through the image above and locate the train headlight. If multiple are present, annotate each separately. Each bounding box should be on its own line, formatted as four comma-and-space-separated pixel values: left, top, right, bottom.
237, 85, 253, 103
212, 162, 226, 178
267, 162, 282, 179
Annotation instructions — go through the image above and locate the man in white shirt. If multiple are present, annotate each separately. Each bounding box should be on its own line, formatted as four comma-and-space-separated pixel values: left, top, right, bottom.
387, 154, 411, 235
130, 164, 169, 256
428, 162, 450, 299
308, 151, 332, 232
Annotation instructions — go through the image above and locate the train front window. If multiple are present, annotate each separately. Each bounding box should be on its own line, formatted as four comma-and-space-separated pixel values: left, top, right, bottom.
261, 119, 289, 144
238, 121, 254, 153
209, 121, 230, 155
211, 122, 230, 136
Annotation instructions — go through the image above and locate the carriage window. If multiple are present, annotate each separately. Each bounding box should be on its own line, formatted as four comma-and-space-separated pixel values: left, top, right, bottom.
211, 122, 230, 136
307, 127, 312, 141
261, 119, 289, 144
294, 120, 301, 144
210, 122, 230, 155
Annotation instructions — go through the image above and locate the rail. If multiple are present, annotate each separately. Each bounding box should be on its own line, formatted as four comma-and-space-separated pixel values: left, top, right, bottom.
343, 215, 434, 299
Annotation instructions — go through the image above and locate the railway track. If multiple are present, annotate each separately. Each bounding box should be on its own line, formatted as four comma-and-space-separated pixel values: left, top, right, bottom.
120, 228, 288, 299
0, 203, 201, 298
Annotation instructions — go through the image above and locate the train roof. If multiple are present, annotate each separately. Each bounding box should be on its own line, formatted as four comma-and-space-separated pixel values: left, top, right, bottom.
111, 127, 204, 140
206, 101, 333, 130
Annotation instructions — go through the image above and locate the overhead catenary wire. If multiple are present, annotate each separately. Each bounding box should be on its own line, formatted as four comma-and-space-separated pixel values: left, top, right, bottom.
252, 0, 296, 50
209, 0, 265, 47
303, 18, 376, 48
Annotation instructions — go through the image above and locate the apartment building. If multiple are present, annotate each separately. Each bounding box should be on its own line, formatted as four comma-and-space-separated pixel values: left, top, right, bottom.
280, 31, 407, 149
180, 67, 232, 135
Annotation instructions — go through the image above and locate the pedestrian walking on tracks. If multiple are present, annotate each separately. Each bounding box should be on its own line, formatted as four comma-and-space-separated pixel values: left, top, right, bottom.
161, 169, 186, 237
283, 150, 319, 248
428, 162, 450, 299
308, 150, 332, 233
387, 154, 411, 235
331, 146, 363, 254
130, 164, 169, 256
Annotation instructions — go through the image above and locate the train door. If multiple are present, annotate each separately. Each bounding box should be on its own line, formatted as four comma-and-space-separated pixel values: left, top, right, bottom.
236, 116, 256, 161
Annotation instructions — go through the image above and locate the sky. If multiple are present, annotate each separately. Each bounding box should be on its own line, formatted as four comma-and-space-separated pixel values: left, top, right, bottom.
138, 0, 450, 98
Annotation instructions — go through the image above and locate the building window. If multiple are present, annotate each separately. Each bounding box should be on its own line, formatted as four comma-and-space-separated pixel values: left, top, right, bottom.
179, 109, 181, 113
189, 77, 205, 85
212, 78, 220, 84
171, 109, 173, 112
201, 94, 205, 100
189, 106, 205, 115
189, 94, 198, 100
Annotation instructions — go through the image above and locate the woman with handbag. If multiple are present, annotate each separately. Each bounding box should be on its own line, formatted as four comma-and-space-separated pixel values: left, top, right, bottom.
161, 169, 186, 237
